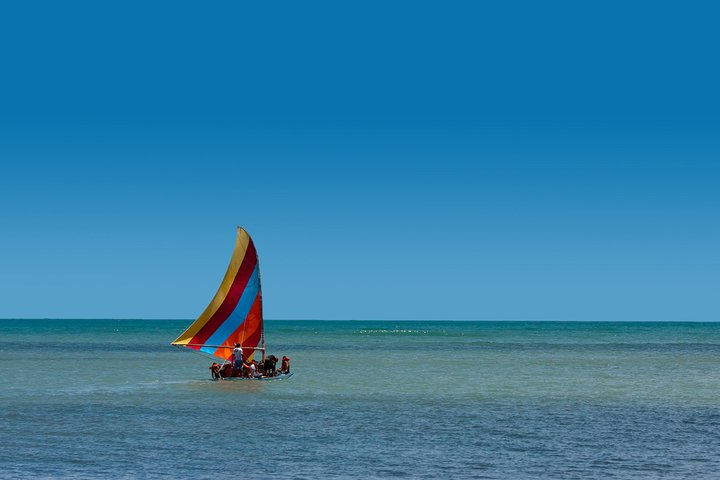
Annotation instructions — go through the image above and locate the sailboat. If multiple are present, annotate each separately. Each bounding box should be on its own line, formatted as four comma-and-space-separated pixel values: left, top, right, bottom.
171, 227, 292, 380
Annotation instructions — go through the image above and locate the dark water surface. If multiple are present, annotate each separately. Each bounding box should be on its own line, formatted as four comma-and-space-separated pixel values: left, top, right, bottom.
1, 320, 719, 479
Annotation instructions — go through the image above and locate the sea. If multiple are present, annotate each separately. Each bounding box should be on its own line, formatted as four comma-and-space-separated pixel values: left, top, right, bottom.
0, 320, 719, 479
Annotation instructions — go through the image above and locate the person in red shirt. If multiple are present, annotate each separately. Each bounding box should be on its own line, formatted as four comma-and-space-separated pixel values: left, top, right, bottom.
280, 356, 290, 374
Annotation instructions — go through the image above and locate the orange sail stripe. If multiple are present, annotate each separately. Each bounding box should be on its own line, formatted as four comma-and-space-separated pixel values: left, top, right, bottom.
211, 292, 263, 360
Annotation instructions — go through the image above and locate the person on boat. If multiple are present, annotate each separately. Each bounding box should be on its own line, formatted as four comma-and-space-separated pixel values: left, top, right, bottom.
279, 355, 290, 374
263, 355, 278, 377
232, 343, 244, 370
240, 360, 255, 378
209, 362, 222, 380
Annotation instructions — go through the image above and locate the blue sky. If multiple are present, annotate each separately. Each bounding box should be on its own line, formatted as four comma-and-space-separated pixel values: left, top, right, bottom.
1, 1, 718, 320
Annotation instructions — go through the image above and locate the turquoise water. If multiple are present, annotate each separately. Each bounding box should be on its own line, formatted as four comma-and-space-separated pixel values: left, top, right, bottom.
1, 320, 719, 478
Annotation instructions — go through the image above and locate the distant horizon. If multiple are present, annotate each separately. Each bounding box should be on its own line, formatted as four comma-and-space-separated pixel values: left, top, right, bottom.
2, 318, 719, 323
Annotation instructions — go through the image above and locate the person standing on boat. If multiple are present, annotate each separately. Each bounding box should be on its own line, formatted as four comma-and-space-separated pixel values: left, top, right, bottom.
232, 343, 244, 370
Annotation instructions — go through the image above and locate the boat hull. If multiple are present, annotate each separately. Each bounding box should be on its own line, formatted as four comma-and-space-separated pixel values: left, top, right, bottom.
212, 373, 293, 381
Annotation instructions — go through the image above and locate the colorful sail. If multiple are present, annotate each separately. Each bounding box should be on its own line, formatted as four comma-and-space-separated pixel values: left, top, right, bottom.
171, 227, 264, 361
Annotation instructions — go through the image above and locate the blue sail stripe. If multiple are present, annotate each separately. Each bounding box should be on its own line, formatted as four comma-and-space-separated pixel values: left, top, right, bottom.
200, 264, 259, 355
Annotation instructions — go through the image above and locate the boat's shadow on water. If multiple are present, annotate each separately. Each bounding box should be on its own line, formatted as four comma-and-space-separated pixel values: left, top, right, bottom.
181, 379, 266, 393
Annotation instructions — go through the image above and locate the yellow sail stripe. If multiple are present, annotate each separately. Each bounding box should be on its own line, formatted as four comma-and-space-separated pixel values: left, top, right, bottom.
171, 228, 250, 345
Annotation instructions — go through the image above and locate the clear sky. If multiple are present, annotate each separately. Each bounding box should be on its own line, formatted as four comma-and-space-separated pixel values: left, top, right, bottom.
1, 1, 718, 320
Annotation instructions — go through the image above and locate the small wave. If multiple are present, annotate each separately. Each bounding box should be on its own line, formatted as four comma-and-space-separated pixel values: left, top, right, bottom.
356, 329, 432, 335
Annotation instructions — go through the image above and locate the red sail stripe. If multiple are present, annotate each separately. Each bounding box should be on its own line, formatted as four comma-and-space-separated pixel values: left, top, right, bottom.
188, 240, 258, 347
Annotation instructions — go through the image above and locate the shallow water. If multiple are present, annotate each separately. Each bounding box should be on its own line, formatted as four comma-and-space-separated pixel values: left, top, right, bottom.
1, 320, 719, 478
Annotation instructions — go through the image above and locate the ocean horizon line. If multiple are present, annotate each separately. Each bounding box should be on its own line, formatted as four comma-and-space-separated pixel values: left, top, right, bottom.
1, 318, 719, 323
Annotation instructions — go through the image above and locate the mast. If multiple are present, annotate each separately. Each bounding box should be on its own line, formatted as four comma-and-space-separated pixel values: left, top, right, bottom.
257, 238, 266, 363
